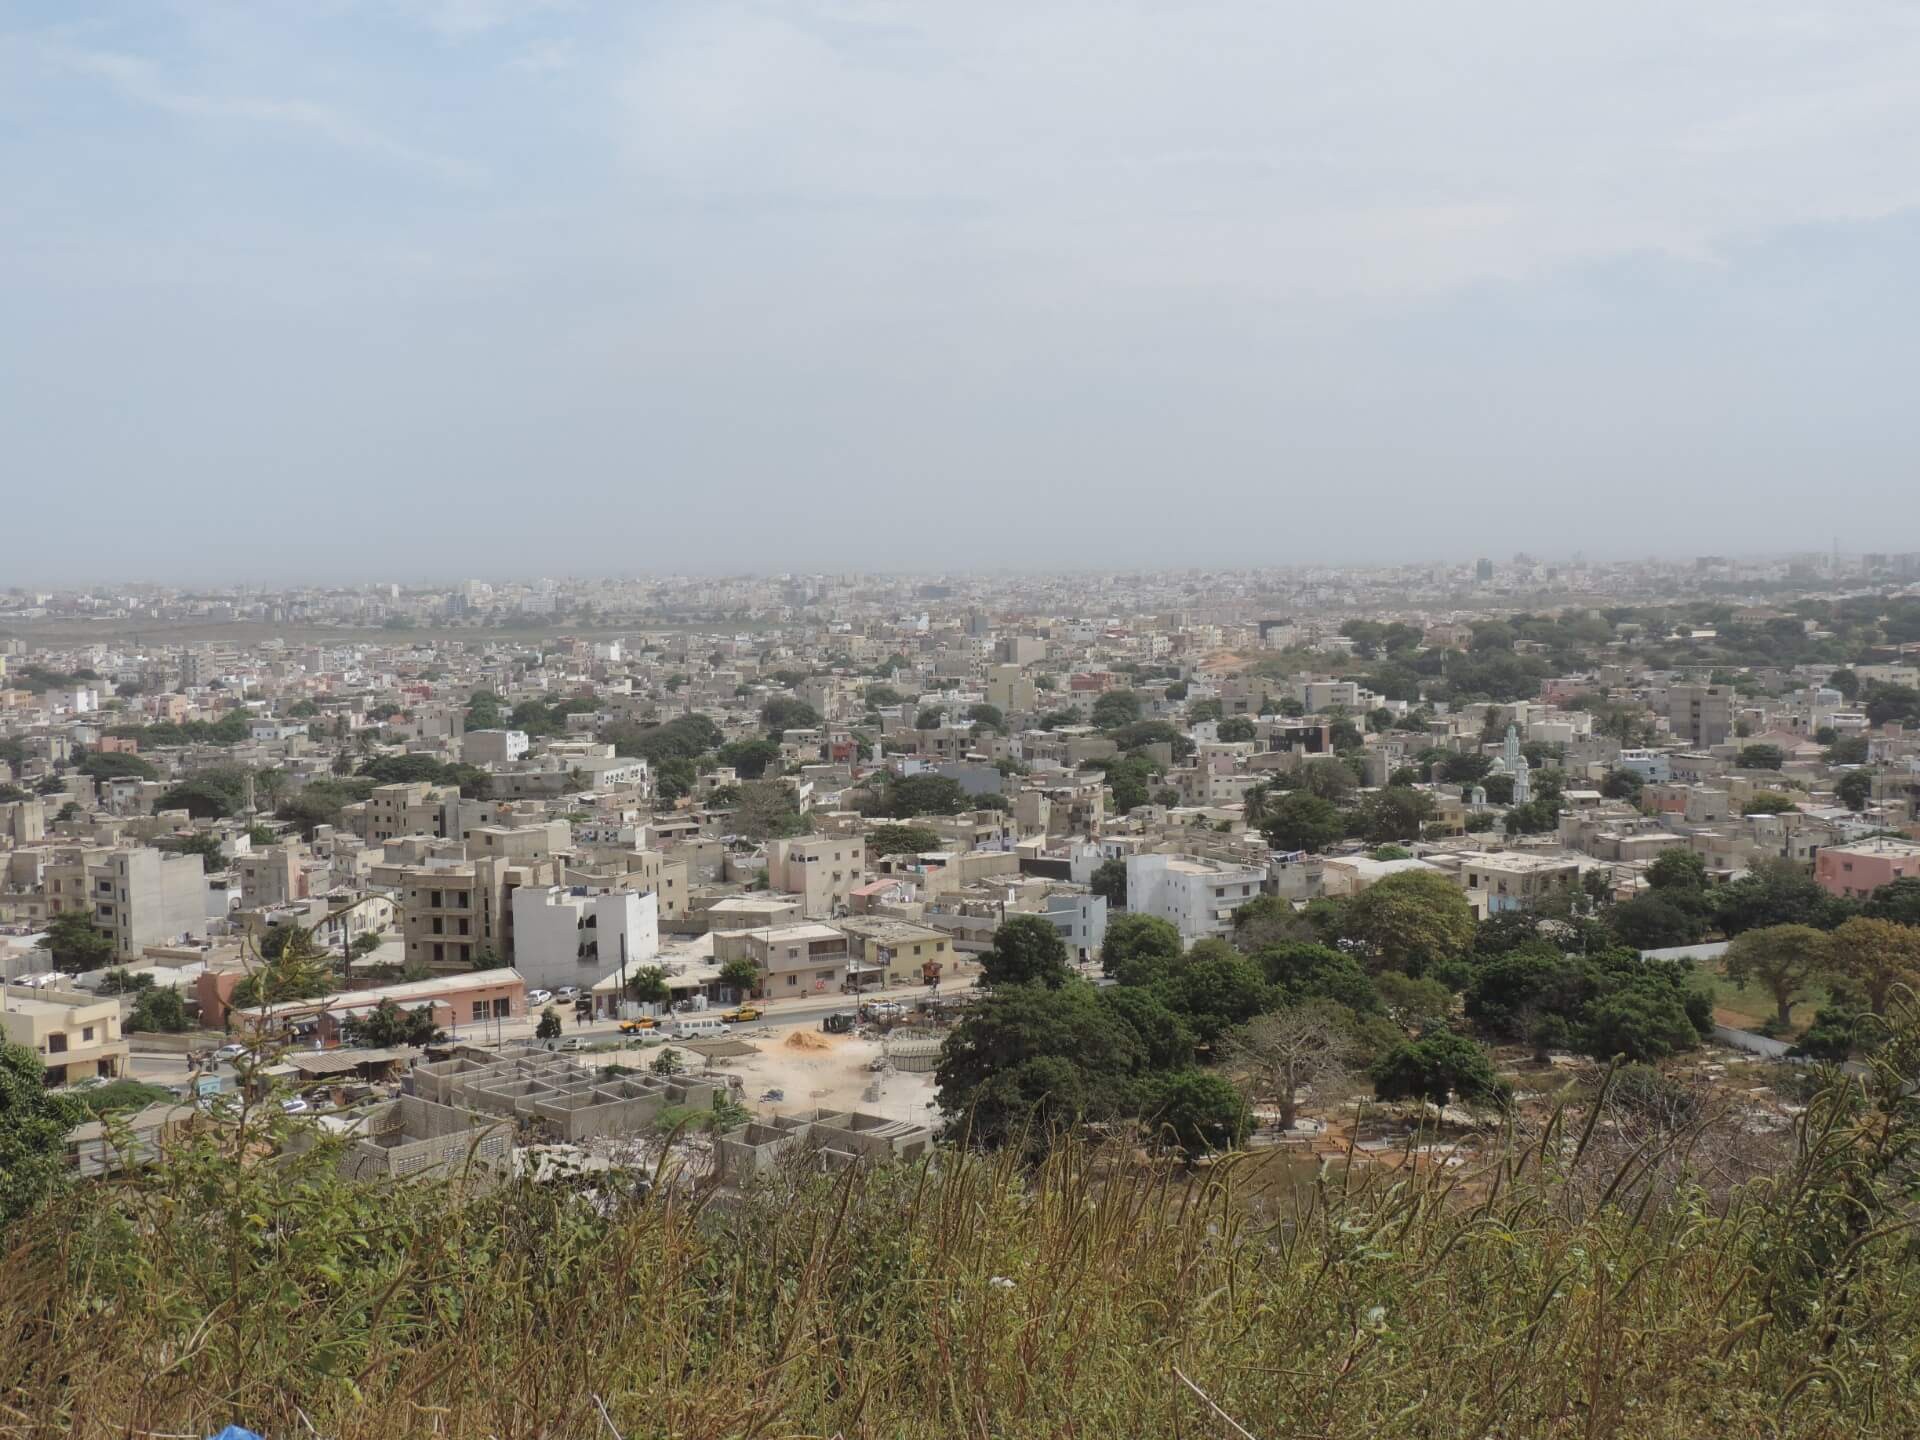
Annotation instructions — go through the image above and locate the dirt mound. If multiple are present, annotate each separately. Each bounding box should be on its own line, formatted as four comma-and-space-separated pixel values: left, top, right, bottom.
784, 1030, 831, 1051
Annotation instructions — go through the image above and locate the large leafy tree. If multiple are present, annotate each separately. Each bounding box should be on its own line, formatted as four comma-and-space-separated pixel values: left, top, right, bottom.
1578, 979, 1701, 1062
1149, 940, 1273, 1045
867, 823, 942, 858
980, 915, 1074, 990
1100, 914, 1184, 981
347, 1000, 444, 1048
1341, 870, 1476, 977
1256, 942, 1380, 1013
1723, 923, 1829, 1028
1261, 792, 1346, 854
0, 1042, 86, 1226
936, 984, 1145, 1150
1349, 788, 1434, 846
1088, 857, 1129, 909
1825, 917, 1920, 1015
1370, 1033, 1509, 1109
1714, 860, 1850, 936
1141, 1070, 1249, 1155
1861, 878, 1920, 928
37, 911, 114, 974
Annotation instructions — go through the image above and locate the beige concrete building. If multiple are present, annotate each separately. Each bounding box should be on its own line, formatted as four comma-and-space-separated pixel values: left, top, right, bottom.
45, 845, 207, 959
765, 834, 866, 918
2, 983, 128, 1085
712, 921, 852, 997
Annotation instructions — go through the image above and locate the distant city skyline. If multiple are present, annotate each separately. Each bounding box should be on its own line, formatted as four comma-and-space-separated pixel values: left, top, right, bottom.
7, 2, 1920, 579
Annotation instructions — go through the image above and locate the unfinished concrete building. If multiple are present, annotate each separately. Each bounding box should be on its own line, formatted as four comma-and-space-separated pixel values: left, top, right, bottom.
331, 1095, 512, 1184
408, 1045, 721, 1144
717, 1108, 933, 1181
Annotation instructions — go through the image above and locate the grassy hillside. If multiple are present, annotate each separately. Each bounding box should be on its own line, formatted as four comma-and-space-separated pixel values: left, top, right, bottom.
4, 1047, 1919, 1438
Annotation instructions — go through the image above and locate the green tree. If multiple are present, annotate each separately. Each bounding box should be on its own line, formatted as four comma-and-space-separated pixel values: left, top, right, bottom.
628, 966, 671, 1005
727, 781, 810, 841
1150, 940, 1273, 1045
1742, 791, 1798, 815
126, 987, 189, 1034
650, 1047, 684, 1076
0, 1042, 86, 1226
967, 703, 1006, 731
1216, 716, 1256, 743
1090, 690, 1142, 729
1371, 1033, 1509, 1109
535, 1007, 563, 1041
1100, 914, 1184, 981
867, 823, 942, 858
346, 999, 444, 1048
719, 957, 762, 997
37, 911, 114, 974
157, 767, 251, 819
1823, 918, 1920, 1015
1349, 788, 1434, 846
936, 983, 1144, 1151
1097, 987, 1196, 1070
980, 914, 1074, 989
1714, 859, 1849, 936
715, 737, 784, 780
1261, 791, 1346, 854
1256, 942, 1380, 1013
1600, 768, 1645, 801
885, 774, 969, 818
1861, 877, 1920, 927
1299, 757, 1357, 803
1089, 857, 1129, 909
1736, 743, 1786, 771
1504, 797, 1562, 835
1341, 870, 1476, 976
1578, 978, 1700, 1062
1724, 923, 1829, 1028
1837, 769, 1874, 813
1647, 850, 1708, 892
163, 831, 226, 872
761, 697, 820, 739
1142, 1070, 1248, 1155
78, 751, 157, 782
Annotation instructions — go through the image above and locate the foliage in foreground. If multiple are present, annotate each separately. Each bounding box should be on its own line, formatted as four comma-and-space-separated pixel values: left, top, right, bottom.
2, 1027, 1919, 1440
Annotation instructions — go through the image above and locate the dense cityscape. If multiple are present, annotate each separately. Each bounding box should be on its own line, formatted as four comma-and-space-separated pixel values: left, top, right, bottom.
11, 0, 1920, 1432
7, 555, 1920, 1432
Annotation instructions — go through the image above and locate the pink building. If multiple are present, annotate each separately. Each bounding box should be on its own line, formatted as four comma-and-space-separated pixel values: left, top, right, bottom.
1814, 837, 1920, 899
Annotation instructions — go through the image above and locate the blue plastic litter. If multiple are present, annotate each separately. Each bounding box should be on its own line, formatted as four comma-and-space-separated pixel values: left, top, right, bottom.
208, 1428, 265, 1440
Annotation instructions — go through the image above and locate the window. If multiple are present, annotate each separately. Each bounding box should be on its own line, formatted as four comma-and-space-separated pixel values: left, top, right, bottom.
82, 1026, 94, 1043
787, 974, 799, 986
48, 1033, 68, 1053
493, 998, 510, 1018
430, 890, 442, 907
471, 1002, 487, 1021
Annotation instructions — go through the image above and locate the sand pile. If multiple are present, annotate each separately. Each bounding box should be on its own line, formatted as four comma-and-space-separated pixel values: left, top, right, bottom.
784, 1030, 831, 1052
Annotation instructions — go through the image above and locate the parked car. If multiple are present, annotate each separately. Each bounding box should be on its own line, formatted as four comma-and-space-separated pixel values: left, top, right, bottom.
279, 1097, 310, 1114
617, 1017, 659, 1035
821, 1011, 858, 1034
721, 1005, 763, 1024
557, 1036, 587, 1052
527, 988, 554, 1007
212, 1043, 249, 1063
553, 985, 579, 1003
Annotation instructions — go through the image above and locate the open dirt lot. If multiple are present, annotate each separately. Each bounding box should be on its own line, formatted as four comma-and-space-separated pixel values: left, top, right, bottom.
600, 1030, 941, 1128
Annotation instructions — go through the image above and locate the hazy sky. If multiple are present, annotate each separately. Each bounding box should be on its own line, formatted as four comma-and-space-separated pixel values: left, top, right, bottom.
6, 2, 1920, 583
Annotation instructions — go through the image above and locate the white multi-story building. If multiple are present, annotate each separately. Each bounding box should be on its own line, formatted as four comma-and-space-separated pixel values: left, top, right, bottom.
508, 886, 659, 995
1125, 853, 1265, 945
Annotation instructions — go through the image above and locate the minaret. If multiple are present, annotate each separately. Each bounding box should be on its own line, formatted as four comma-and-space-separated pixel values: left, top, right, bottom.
1506, 724, 1532, 806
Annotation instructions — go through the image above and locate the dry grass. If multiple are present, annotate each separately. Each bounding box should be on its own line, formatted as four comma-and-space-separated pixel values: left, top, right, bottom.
4, 1046, 1920, 1439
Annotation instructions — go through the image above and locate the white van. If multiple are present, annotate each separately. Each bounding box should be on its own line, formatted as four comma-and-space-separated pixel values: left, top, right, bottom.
666, 1015, 727, 1040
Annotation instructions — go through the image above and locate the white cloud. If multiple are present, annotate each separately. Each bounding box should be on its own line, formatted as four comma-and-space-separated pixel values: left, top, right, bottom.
612, 0, 1920, 297
63, 46, 484, 183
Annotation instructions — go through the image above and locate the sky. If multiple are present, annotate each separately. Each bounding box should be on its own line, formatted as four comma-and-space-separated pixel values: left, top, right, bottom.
5, 1, 1920, 583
